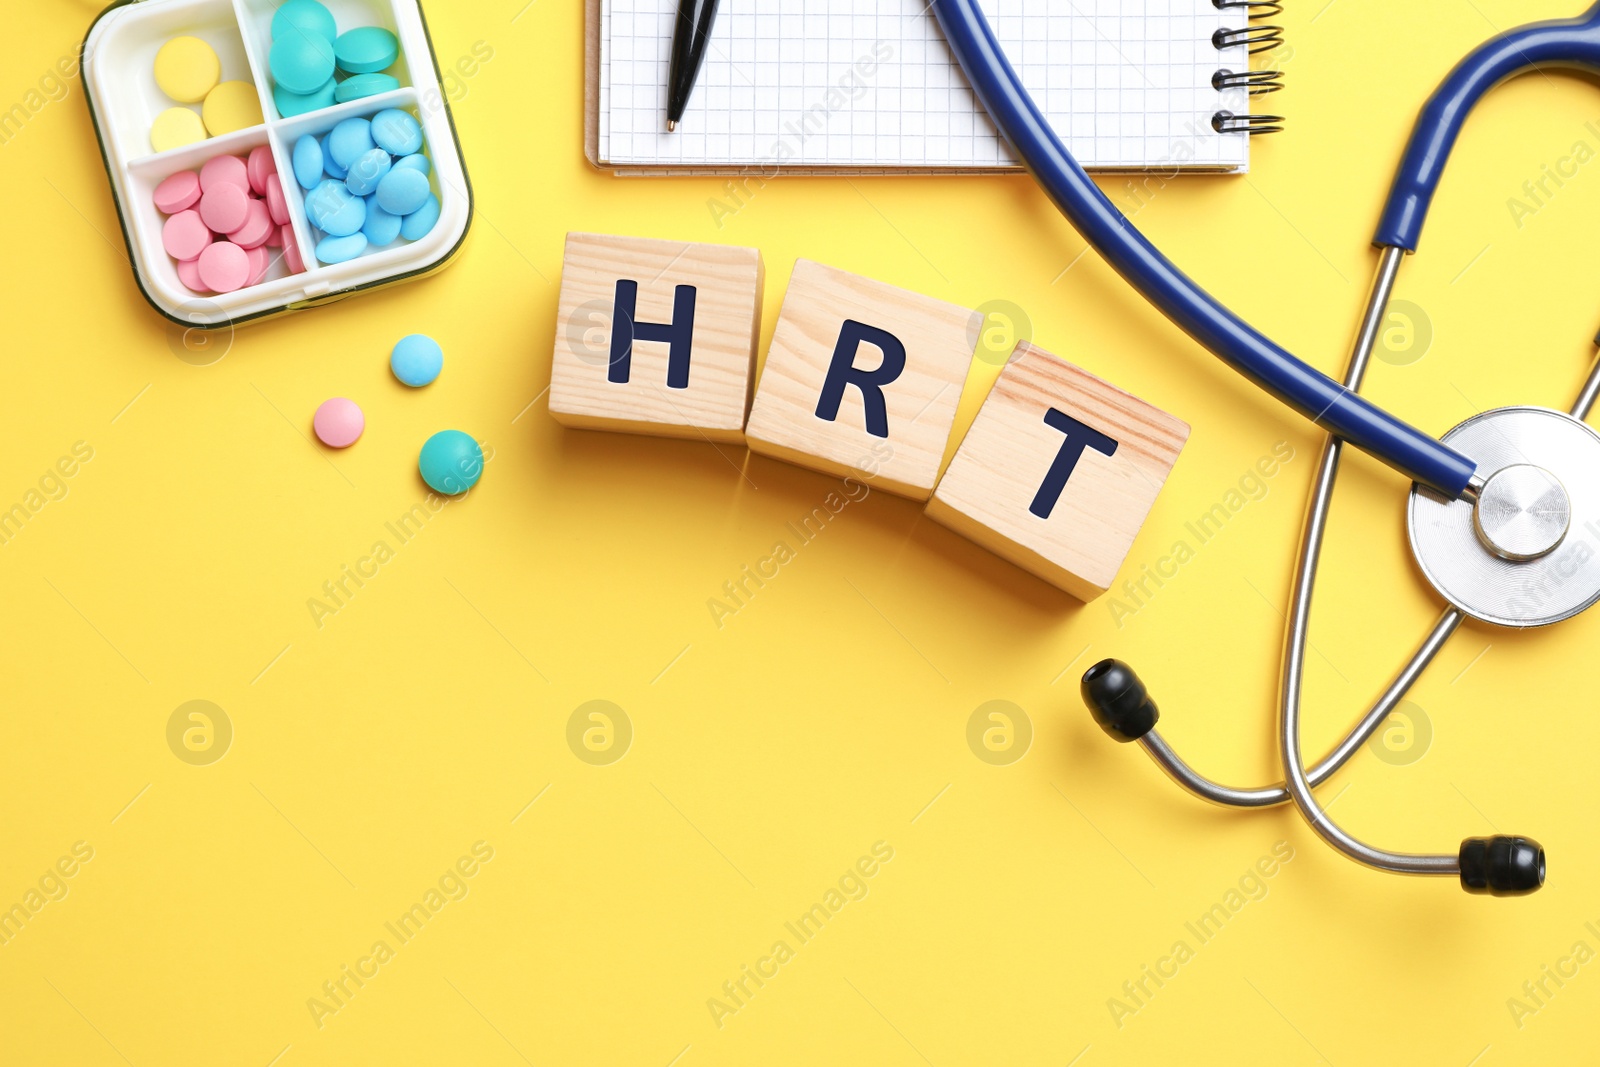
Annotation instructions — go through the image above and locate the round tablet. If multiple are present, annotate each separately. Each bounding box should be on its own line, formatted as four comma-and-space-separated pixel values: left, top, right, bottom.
362, 200, 402, 246
283, 227, 305, 273
374, 167, 430, 216
270, 32, 336, 95
370, 109, 422, 156
418, 431, 483, 495
176, 255, 209, 292
162, 209, 212, 261
153, 170, 202, 214
266, 174, 290, 225
273, 78, 337, 118
246, 145, 275, 194
335, 73, 401, 104
245, 244, 272, 285
326, 117, 374, 169
197, 241, 251, 292
203, 81, 264, 136
154, 37, 221, 104
392, 153, 430, 176
272, 0, 337, 44
335, 27, 400, 75
151, 107, 207, 153
314, 398, 365, 449
400, 195, 440, 241
316, 232, 369, 263
199, 153, 249, 193
344, 147, 391, 196
266, 222, 283, 248
320, 133, 348, 178
391, 335, 443, 387
233, 199, 275, 249
304, 179, 366, 237
291, 134, 324, 190
200, 182, 250, 234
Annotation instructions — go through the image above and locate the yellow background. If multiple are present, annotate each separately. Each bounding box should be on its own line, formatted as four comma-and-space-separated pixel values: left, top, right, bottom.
4, 0, 1600, 1063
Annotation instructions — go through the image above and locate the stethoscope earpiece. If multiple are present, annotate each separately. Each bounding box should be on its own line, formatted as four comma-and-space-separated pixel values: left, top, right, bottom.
1081, 660, 1158, 743
1460, 837, 1546, 896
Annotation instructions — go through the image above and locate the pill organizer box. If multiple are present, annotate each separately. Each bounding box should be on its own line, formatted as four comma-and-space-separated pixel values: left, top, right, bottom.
83, 0, 472, 329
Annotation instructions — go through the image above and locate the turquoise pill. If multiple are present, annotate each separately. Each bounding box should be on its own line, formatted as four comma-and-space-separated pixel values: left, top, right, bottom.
370, 109, 422, 156
305, 179, 366, 237
374, 167, 430, 215
392, 153, 430, 176
344, 148, 392, 196
270, 33, 336, 95
273, 77, 337, 118
320, 133, 347, 178
292, 135, 324, 190
335, 27, 400, 75
400, 195, 440, 241
272, 0, 336, 44
316, 232, 369, 264
326, 117, 374, 169
419, 431, 483, 495
391, 335, 443, 387
363, 199, 403, 246
334, 73, 400, 104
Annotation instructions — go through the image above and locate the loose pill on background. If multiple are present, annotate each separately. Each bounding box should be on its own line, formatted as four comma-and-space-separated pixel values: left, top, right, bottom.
418, 430, 484, 495
154, 37, 221, 104
292, 135, 323, 189
344, 147, 392, 196
400, 195, 440, 241
272, 0, 337, 43
392, 153, 430, 176
334, 27, 400, 75
314, 398, 365, 448
151, 107, 207, 153
233, 200, 276, 249
245, 244, 272, 286
370, 109, 422, 156
153, 171, 202, 214
326, 117, 375, 169
374, 167, 430, 216
320, 133, 348, 178
270, 32, 336, 95
203, 82, 264, 136
162, 209, 212, 261
334, 73, 401, 104
199, 154, 249, 193
246, 146, 275, 194
390, 335, 443, 387
362, 200, 402, 246
273, 78, 337, 118
266, 174, 289, 225
200, 182, 250, 234
317, 232, 369, 263
176, 256, 209, 292
305, 179, 366, 237
197, 241, 251, 292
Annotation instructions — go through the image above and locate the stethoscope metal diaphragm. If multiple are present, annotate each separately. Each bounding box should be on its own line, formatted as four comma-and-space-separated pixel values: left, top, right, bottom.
1408, 406, 1600, 628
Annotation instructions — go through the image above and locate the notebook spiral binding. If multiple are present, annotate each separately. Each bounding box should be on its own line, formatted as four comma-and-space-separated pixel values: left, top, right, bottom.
1211, 0, 1286, 135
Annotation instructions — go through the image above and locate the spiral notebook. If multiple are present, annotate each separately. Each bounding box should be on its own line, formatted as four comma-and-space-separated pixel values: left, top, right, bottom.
585, 0, 1286, 177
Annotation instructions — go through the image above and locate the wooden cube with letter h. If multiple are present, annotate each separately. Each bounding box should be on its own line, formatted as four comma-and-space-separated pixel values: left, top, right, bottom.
927, 341, 1190, 600
550, 232, 764, 443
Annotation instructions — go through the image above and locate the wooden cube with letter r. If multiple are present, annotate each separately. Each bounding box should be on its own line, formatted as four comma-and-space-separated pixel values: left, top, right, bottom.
927, 341, 1190, 600
549, 232, 764, 443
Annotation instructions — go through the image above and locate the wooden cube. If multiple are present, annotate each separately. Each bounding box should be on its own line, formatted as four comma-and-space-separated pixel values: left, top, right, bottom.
744, 260, 980, 500
927, 341, 1190, 600
549, 232, 764, 443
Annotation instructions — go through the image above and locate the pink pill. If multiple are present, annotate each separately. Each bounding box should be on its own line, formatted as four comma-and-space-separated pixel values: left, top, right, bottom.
266, 223, 283, 248
245, 244, 272, 286
162, 209, 212, 261
247, 145, 275, 195
153, 171, 202, 214
199, 154, 249, 193
197, 240, 251, 293
233, 199, 274, 249
265, 174, 289, 226
282, 226, 304, 273
200, 182, 250, 234
313, 398, 365, 449
176, 256, 210, 292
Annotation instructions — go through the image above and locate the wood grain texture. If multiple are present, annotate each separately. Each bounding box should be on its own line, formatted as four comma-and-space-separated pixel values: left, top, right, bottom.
550, 232, 764, 443
745, 259, 979, 500
927, 340, 1190, 600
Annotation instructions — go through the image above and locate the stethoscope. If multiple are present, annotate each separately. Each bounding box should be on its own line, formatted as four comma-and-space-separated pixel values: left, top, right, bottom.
930, 0, 1600, 896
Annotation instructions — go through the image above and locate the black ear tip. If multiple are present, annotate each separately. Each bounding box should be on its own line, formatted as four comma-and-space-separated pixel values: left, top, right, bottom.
1081, 659, 1159, 742
1460, 836, 1546, 896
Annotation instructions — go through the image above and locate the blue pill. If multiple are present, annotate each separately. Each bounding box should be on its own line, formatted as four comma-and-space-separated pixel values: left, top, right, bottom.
320, 133, 347, 178
305, 180, 366, 237
270, 32, 336, 95
392, 153, 430, 176
400, 195, 440, 241
335, 27, 400, 75
272, 0, 336, 44
334, 73, 401, 104
273, 77, 337, 118
316, 232, 369, 264
370, 109, 423, 156
326, 117, 374, 170
344, 147, 392, 196
362, 198, 403, 246
374, 167, 430, 216
419, 431, 484, 495
292, 135, 324, 190
391, 335, 444, 387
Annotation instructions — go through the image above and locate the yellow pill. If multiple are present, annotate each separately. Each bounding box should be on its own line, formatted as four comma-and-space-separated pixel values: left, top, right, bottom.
203, 81, 264, 137
150, 107, 207, 153
154, 36, 221, 104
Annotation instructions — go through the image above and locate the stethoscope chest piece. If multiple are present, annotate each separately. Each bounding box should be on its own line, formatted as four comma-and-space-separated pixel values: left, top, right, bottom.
1409, 406, 1600, 627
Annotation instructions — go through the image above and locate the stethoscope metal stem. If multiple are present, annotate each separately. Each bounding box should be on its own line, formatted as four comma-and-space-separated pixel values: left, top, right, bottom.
1572, 349, 1600, 420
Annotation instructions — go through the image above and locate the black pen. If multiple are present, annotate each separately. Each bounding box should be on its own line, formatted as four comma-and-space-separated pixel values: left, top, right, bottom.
666, 0, 722, 132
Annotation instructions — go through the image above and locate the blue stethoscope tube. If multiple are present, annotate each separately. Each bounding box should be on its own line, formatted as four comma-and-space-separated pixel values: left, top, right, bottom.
929, 0, 1600, 498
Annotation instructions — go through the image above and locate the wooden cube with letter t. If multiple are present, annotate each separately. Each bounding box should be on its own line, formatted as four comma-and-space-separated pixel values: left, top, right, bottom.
744, 260, 980, 500
549, 232, 764, 443
927, 341, 1190, 600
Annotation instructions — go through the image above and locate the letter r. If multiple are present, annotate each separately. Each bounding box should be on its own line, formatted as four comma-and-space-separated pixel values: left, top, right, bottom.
1030, 408, 1119, 519
608, 279, 698, 388
814, 320, 907, 438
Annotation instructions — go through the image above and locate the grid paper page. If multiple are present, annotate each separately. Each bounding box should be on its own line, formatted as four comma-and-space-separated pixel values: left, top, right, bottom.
599, 0, 1252, 171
